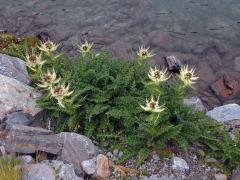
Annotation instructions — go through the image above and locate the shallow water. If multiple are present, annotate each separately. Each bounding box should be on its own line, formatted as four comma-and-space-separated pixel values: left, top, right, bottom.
1, 0, 240, 107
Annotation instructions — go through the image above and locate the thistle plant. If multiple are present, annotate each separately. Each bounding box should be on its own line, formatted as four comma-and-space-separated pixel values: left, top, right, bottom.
137, 46, 155, 60
37, 69, 60, 89
38, 40, 59, 54
7, 39, 239, 173
25, 52, 44, 72
78, 41, 93, 56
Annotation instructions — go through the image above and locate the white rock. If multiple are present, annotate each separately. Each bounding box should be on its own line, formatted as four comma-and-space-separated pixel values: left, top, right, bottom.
0, 74, 42, 120
183, 96, 206, 112
81, 157, 97, 175
172, 157, 189, 172
206, 104, 240, 123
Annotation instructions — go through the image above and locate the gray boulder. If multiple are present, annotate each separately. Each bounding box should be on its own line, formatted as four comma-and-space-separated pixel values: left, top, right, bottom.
183, 96, 206, 112
0, 74, 42, 120
0, 54, 30, 84
206, 104, 240, 123
21, 163, 55, 180
41, 160, 83, 180
5, 125, 62, 154
58, 132, 96, 173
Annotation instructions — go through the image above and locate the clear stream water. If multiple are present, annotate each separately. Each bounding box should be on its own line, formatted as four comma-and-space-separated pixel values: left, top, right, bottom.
1, 0, 240, 107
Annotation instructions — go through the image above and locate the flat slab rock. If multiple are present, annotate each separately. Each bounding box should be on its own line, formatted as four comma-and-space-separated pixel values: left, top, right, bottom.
5, 125, 62, 154
0, 54, 30, 84
0, 74, 42, 120
206, 104, 240, 123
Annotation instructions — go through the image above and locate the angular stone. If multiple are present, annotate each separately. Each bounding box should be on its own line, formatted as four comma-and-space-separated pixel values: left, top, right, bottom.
5, 111, 37, 129
21, 163, 55, 180
58, 132, 96, 173
81, 157, 97, 175
165, 55, 182, 73
0, 74, 42, 120
172, 157, 189, 172
5, 125, 62, 154
206, 104, 240, 123
96, 154, 110, 179
183, 96, 206, 112
0, 54, 30, 84
42, 160, 83, 180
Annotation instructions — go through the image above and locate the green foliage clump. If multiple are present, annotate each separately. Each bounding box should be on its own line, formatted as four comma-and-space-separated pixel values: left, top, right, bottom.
3, 39, 240, 174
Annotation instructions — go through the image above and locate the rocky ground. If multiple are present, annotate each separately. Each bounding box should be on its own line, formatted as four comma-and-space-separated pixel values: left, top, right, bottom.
0, 53, 240, 179
1, 0, 240, 108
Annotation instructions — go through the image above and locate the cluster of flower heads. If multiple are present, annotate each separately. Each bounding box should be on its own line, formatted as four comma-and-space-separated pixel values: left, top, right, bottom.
25, 40, 76, 108
137, 46, 198, 113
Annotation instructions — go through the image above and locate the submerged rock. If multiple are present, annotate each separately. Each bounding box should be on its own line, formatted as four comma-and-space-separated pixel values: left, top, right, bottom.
0, 54, 30, 84
0, 74, 41, 120
206, 104, 240, 123
183, 96, 206, 112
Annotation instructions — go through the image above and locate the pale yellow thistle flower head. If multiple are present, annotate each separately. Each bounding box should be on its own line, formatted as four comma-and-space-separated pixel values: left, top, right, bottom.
178, 65, 198, 86
50, 83, 73, 108
38, 40, 59, 53
148, 66, 171, 84
137, 45, 155, 60
37, 69, 61, 89
25, 52, 45, 71
140, 96, 165, 113
78, 41, 93, 55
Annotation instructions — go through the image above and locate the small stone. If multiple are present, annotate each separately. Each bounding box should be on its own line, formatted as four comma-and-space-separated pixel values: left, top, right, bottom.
96, 154, 110, 179
165, 55, 182, 73
81, 157, 97, 175
152, 154, 160, 162
214, 173, 227, 180
18, 155, 34, 164
113, 149, 119, 156
22, 163, 55, 180
106, 152, 114, 159
183, 96, 206, 112
118, 151, 123, 157
172, 157, 189, 172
